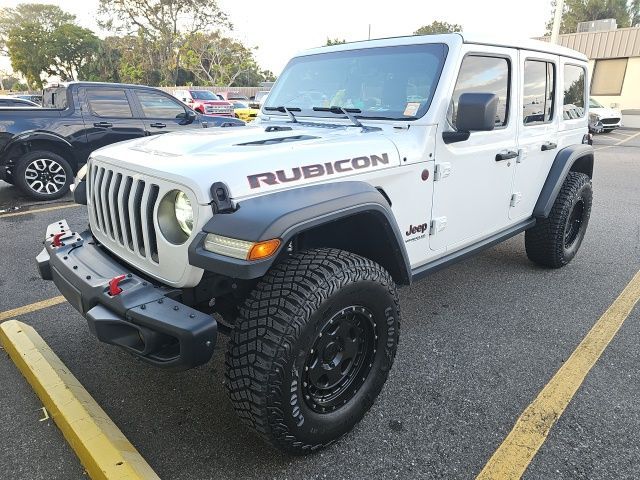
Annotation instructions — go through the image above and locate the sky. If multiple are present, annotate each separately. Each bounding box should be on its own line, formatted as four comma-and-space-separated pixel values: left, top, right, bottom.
0, 0, 554, 77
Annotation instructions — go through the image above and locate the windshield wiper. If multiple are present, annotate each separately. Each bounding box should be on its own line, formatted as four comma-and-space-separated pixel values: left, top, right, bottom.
264, 106, 301, 123
313, 106, 364, 128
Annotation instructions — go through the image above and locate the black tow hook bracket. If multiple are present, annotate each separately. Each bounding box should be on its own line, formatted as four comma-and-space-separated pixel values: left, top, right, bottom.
210, 182, 235, 214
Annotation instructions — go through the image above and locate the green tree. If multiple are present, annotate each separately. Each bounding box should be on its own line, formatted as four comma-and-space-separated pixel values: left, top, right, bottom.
0, 3, 75, 55
326, 38, 346, 46
6, 21, 52, 88
48, 24, 100, 81
98, 0, 230, 85
547, 0, 639, 34
181, 31, 272, 87
414, 21, 462, 35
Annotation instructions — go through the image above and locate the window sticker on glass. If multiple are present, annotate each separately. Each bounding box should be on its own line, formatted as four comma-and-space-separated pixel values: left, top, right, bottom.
404, 102, 421, 116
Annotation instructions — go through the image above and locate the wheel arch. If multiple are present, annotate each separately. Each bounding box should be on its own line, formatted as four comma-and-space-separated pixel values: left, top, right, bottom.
2, 132, 78, 172
189, 182, 412, 285
533, 144, 594, 219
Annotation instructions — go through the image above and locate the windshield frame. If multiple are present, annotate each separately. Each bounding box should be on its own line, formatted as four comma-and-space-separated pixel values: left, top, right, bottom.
589, 97, 604, 108
263, 42, 449, 122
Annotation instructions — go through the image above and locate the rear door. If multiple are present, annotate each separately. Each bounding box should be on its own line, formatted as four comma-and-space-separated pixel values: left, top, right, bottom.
131, 89, 197, 135
79, 87, 146, 151
431, 47, 519, 251
510, 52, 559, 220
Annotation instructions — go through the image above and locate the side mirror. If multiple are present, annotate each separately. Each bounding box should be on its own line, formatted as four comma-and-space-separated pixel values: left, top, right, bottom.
178, 110, 197, 124
443, 93, 499, 144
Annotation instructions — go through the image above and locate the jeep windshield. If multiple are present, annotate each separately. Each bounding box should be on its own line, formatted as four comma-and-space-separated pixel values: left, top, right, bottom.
264, 43, 448, 121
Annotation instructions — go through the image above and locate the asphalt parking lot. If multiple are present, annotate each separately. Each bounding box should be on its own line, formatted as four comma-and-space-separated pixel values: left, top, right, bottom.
1, 130, 639, 480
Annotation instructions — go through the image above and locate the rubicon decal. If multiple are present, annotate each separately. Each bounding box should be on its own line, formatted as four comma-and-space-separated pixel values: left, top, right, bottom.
247, 153, 390, 189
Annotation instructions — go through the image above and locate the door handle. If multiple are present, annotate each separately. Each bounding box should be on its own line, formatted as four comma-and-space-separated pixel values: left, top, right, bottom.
495, 150, 518, 161
93, 121, 113, 128
541, 141, 557, 151
149, 122, 166, 128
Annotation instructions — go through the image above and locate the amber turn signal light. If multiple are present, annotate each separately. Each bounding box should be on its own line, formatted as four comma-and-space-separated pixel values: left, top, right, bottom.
247, 239, 281, 261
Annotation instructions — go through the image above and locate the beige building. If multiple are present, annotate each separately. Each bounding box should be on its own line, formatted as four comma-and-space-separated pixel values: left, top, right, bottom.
537, 26, 640, 127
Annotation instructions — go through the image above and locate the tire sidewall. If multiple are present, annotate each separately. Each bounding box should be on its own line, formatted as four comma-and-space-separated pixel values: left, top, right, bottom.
15, 151, 73, 200
271, 279, 399, 449
561, 178, 592, 261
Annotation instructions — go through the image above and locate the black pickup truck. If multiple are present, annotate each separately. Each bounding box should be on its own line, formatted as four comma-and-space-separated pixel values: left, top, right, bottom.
0, 82, 245, 200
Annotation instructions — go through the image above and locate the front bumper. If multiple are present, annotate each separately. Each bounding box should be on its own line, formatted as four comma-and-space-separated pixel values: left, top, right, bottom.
37, 220, 217, 370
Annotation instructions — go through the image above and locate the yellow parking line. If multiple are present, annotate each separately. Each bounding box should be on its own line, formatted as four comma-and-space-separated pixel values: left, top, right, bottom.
0, 296, 66, 322
0, 203, 80, 218
477, 270, 640, 480
0, 320, 159, 480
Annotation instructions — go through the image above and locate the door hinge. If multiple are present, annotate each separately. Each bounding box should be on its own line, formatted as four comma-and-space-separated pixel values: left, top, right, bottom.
434, 162, 452, 181
517, 148, 527, 163
430, 216, 447, 235
510, 192, 522, 207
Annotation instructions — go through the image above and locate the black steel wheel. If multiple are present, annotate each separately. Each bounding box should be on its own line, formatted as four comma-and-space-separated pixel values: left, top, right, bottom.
226, 248, 400, 454
303, 305, 376, 413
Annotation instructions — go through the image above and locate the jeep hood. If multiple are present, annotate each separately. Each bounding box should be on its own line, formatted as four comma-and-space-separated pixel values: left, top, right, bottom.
91, 123, 402, 204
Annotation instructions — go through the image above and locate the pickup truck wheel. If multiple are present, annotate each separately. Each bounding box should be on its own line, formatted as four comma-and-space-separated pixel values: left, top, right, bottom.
525, 172, 592, 268
225, 248, 400, 453
15, 151, 73, 200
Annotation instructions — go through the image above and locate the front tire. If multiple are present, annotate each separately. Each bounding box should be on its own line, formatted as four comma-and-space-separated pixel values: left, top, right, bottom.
225, 248, 400, 453
15, 150, 73, 200
525, 172, 592, 268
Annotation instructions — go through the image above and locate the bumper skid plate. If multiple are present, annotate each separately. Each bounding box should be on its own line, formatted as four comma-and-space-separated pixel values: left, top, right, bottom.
37, 220, 217, 370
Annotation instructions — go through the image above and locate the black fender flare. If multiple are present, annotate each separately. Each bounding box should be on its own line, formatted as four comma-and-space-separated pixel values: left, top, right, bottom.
1, 131, 77, 169
188, 181, 411, 283
533, 144, 594, 219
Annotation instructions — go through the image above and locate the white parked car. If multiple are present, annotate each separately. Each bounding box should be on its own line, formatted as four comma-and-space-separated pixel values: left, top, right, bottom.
38, 33, 594, 454
589, 97, 622, 133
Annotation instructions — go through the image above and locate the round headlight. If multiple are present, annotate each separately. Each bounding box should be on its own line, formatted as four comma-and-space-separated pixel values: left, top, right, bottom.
174, 191, 194, 235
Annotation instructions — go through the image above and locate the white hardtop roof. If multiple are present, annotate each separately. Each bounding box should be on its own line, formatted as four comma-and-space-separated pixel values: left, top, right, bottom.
299, 32, 588, 62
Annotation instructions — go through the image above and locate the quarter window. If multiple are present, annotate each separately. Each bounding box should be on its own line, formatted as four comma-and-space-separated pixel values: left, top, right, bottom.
449, 55, 510, 128
86, 88, 133, 118
563, 65, 586, 119
523, 60, 555, 125
136, 91, 186, 118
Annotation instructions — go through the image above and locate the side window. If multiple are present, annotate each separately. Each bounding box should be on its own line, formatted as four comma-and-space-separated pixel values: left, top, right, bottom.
86, 88, 133, 118
563, 65, 586, 119
449, 55, 510, 128
135, 91, 186, 118
523, 60, 555, 125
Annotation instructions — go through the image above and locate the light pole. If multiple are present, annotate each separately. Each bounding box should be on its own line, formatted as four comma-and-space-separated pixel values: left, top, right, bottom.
551, 0, 565, 43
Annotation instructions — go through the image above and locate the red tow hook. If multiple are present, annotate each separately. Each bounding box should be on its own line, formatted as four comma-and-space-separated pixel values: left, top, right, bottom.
52, 232, 67, 247
108, 275, 127, 296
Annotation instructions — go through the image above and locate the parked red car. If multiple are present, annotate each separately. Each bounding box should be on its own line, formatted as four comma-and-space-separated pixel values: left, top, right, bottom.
173, 89, 234, 116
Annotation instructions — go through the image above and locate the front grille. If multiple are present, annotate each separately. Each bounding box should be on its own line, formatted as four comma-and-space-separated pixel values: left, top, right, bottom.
205, 105, 232, 115
600, 117, 620, 125
87, 163, 160, 264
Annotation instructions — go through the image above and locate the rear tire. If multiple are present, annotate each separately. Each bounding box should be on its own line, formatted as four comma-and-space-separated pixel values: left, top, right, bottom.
525, 172, 592, 268
15, 150, 73, 200
225, 248, 400, 453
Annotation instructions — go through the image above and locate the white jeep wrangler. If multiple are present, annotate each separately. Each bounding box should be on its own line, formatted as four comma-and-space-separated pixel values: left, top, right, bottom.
38, 33, 594, 453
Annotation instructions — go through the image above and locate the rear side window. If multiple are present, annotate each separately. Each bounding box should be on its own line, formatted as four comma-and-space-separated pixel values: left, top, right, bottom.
563, 65, 586, 119
135, 91, 186, 118
449, 55, 510, 128
523, 60, 555, 125
86, 88, 133, 118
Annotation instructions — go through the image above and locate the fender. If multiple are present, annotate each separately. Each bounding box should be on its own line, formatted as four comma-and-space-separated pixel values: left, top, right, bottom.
533, 144, 594, 219
0, 130, 77, 166
188, 182, 411, 283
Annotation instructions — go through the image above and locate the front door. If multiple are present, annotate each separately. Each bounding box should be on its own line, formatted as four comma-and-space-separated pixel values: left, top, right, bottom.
431, 47, 519, 251
131, 90, 197, 135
